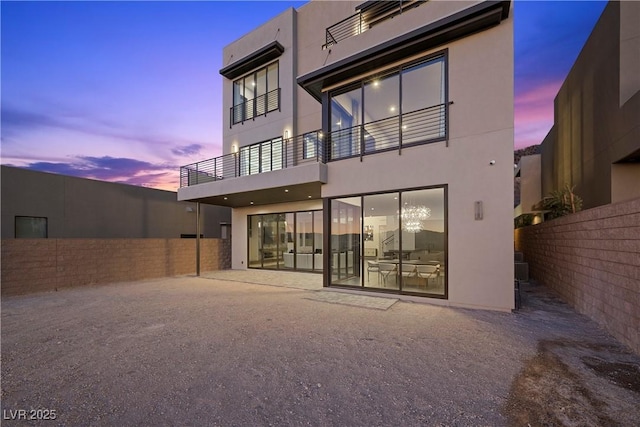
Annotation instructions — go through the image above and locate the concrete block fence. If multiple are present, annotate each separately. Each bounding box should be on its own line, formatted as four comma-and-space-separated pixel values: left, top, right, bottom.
515, 197, 640, 354
1, 238, 231, 296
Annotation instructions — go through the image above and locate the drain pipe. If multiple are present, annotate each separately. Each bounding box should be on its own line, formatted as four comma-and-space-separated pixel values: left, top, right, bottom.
196, 202, 201, 276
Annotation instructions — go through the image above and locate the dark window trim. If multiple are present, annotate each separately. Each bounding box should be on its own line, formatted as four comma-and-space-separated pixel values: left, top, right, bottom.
220, 41, 284, 79
327, 51, 447, 161
248, 209, 323, 272
327, 184, 448, 299
231, 61, 280, 126
299, 0, 509, 101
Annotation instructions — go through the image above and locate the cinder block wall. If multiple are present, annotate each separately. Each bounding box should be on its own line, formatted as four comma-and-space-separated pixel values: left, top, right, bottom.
515, 197, 640, 354
1, 238, 231, 296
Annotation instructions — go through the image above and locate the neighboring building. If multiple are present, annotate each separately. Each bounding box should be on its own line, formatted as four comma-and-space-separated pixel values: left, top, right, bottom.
513, 154, 543, 225
178, 0, 514, 310
539, 0, 640, 210
1, 165, 231, 239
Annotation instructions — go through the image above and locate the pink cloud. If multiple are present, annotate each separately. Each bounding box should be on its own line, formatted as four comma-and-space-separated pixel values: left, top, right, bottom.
514, 80, 563, 149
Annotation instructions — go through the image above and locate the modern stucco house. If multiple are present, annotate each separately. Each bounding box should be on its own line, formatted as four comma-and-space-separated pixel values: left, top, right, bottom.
178, 0, 514, 311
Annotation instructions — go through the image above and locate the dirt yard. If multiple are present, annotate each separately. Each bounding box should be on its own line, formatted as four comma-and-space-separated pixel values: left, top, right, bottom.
1, 273, 638, 425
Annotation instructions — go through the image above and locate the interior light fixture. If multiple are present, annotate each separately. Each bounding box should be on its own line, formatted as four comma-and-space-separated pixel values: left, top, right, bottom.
401, 205, 431, 233
224, 197, 228, 200
284, 189, 289, 193
389, 106, 396, 112
308, 195, 312, 198
250, 201, 254, 205
373, 80, 380, 87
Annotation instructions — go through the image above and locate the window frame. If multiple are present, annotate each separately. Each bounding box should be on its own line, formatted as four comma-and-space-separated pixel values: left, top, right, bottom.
231, 61, 280, 126
327, 50, 448, 161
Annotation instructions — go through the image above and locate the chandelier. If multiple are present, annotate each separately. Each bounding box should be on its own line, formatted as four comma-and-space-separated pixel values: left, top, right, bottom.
401, 205, 431, 233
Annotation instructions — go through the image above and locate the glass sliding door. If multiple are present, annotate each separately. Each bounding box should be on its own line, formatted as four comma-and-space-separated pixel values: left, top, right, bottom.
313, 211, 323, 271
260, 214, 280, 269
248, 215, 262, 268
330, 197, 361, 286
328, 186, 447, 297
363, 192, 399, 290
399, 188, 446, 295
295, 211, 314, 270
248, 210, 322, 272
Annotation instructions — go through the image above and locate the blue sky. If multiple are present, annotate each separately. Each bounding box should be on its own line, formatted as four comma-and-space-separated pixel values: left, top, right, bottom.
1, 1, 607, 190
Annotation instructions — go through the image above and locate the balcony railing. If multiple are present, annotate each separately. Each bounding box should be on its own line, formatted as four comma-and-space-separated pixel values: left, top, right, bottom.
180, 130, 324, 188
328, 103, 449, 161
323, 0, 426, 49
230, 88, 280, 127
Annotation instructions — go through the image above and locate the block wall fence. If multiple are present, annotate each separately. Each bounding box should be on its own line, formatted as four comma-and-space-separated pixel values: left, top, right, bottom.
515, 197, 640, 355
1, 238, 231, 296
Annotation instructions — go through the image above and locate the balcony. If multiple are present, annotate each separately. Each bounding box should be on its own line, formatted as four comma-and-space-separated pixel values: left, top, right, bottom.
323, 0, 426, 49
178, 131, 327, 207
329, 103, 449, 160
230, 88, 280, 127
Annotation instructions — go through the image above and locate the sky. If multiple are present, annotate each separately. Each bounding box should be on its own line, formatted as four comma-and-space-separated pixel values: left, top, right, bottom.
1, 0, 607, 191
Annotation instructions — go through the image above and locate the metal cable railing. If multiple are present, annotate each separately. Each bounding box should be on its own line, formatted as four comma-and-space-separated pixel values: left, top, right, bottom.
329, 103, 448, 161
230, 88, 280, 126
180, 130, 324, 188
323, 0, 427, 49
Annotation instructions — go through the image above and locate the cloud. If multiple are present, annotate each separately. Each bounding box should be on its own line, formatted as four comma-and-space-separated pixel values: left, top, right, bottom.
23, 156, 178, 189
171, 143, 203, 156
0, 105, 208, 158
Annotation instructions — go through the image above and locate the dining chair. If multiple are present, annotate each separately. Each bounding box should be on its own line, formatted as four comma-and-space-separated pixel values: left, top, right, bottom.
415, 264, 439, 288
377, 263, 396, 286
399, 263, 417, 286
367, 261, 380, 283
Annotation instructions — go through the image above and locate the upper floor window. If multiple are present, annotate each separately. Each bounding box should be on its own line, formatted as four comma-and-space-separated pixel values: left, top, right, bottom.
232, 62, 279, 125
329, 53, 446, 160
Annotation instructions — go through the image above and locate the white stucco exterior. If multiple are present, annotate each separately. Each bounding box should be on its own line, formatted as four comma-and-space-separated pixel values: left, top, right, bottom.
180, 0, 515, 311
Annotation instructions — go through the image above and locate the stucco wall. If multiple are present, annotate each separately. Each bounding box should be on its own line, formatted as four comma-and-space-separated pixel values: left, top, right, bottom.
1, 166, 231, 239
514, 197, 640, 354
1, 238, 231, 296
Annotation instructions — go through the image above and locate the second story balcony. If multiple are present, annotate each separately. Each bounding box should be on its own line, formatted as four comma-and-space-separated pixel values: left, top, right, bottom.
178, 131, 327, 207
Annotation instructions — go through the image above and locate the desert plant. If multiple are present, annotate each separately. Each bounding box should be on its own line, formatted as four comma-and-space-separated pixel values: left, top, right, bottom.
533, 183, 583, 219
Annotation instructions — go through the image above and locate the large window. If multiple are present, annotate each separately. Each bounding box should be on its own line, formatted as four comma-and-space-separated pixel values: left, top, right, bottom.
329, 53, 446, 160
232, 62, 279, 125
330, 186, 447, 297
239, 136, 283, 176
248, 210, 323, 271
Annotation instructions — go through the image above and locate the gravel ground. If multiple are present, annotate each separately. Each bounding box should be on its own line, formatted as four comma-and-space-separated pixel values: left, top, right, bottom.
1, 274, 639, 426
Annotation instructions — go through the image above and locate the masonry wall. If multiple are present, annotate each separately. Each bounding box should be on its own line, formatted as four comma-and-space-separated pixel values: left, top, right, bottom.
1, 238, 231, 296
514, 197, 640, 354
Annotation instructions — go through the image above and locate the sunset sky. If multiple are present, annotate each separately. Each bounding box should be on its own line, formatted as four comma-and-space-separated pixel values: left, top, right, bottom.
1, 1, 607, 191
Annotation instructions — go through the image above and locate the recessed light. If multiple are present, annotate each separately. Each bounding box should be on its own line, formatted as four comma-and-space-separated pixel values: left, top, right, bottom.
389, 106, 396, 112
224, 197, 228, 200
373, 80, 379, 87
284, 189, 289, 193
371, 207, 374, 210
250, 201, 254, 205
308, 195, 312, 198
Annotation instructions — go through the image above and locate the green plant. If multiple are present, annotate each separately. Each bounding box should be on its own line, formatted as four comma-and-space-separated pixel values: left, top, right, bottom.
533, 183, 583, 219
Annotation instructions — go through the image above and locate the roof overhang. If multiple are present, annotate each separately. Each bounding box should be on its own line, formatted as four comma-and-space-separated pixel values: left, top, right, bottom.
298, 1, 511, 101
220, 41, 285, 80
